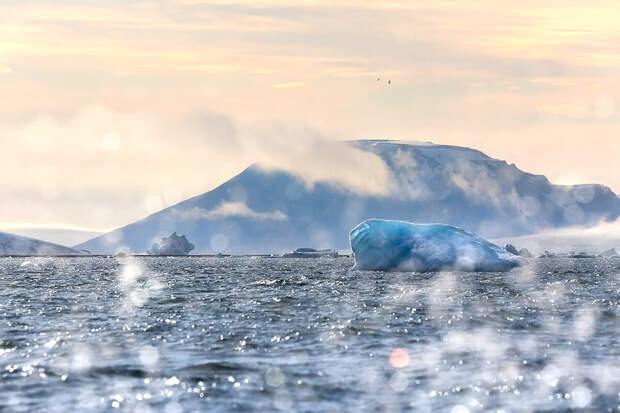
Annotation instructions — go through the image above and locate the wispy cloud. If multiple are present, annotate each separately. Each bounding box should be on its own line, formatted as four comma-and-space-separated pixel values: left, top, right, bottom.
0, 106, 393, 230
0, 222, 110, 233
168, 0, 442, 10
273, 82, 305, 89
495, 219, 620, 254
185, 202, 288, 220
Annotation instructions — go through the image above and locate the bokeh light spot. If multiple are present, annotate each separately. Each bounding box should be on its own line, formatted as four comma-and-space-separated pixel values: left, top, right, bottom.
265, 368, 285, 387
101, 133, 121, 151
389, 348, 410, 369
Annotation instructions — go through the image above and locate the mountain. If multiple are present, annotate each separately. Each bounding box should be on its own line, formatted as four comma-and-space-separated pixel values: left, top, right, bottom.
75, 140, 620, 254
4, 227, 103, 246
0, 232, 83, 255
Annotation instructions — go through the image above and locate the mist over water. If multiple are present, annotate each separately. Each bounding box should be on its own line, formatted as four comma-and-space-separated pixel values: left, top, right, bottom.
0, 257, 618, 412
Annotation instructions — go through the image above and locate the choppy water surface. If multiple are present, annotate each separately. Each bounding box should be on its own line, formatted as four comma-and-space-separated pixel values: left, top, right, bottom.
0, 257, 619, 412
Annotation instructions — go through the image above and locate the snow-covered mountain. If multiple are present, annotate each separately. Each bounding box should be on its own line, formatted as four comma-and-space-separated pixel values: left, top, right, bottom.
0, 232, 83, 255
75, 140, 620, 254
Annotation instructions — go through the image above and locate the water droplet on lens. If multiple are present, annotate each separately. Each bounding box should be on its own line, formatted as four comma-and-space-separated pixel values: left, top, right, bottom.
265, 368, 285, 387
389, 348, 410, 369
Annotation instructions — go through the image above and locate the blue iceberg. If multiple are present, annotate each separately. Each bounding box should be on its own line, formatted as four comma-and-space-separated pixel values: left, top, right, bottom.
350, 219, 520, 272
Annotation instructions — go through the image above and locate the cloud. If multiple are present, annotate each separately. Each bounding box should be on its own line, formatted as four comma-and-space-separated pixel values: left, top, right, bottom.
185, 202, 288, 220
494, 218, 620, 254
0, 106, 392, 231
168, 0, 421, 8
242, 122, 393, 195
273, 82, 305, 89
3, 0, 620, 239
0, 222, 110, 233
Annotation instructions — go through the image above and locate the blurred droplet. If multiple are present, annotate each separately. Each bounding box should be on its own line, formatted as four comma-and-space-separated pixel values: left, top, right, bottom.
593, 96, 615, 118
71, 344, 92, 373
139, 346, 160, 370
265, 368, 285, 387
563, 204, 584, 223
389, 348, 410, 369
573, 185, 595, 204
284, 182, 304, 201
273, 390, 293, 411
389, 371, 409, 392
164, 401, 183, 413
134, 403, 152, 413
164, 187, 183, 206
519, 196, 540, 217
229, 185, 248, 203
144, 195, 164, 214
571, 385, 592, 408
450, 405, 470, 413
101, 133, 121, 151
573, 305, 598, 341
210, 233, 229, 252
118, 260, 142, 286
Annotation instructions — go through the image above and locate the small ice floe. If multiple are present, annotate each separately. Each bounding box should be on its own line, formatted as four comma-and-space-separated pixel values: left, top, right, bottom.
504, 243, 533, 258
282, 248, 338, 258
600, 248, 619, 258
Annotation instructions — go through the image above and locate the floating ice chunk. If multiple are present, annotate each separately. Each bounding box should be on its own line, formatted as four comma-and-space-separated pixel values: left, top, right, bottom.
282, 247, 338, 258
349, 219, 520, 272
148, 232, 194, 255
504, 243, 519, 256
504, 243, 533, 258
600, 248, 618, 258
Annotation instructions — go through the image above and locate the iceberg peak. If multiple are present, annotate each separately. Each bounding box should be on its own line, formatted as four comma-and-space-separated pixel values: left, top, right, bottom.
350, 219, 520, 272
148, 232, 195, 255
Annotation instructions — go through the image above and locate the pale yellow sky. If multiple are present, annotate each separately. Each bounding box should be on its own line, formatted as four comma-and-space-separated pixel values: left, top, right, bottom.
1, 0, 619, 239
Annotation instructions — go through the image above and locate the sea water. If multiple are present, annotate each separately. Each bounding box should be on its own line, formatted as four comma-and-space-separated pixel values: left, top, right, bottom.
0, 257, 618, 412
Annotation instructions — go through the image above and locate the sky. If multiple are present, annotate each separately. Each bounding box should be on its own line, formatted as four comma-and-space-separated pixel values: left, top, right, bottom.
1, 0, 619, 245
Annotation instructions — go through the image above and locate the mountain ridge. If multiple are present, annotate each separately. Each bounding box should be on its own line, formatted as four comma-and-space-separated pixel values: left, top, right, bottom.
1, 231, 83, 256
75, 140, 620, 254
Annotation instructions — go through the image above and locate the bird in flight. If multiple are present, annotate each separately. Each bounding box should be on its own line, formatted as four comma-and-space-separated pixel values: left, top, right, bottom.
376, 76, 391, 85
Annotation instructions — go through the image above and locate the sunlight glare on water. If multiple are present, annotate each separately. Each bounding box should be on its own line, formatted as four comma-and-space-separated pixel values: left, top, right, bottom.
0, 256, 618, 412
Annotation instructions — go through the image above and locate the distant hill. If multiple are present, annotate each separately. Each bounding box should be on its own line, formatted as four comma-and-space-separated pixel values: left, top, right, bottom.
75, 140, 620, 254
5, 227, 103, 247
0, 232, 83, 255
